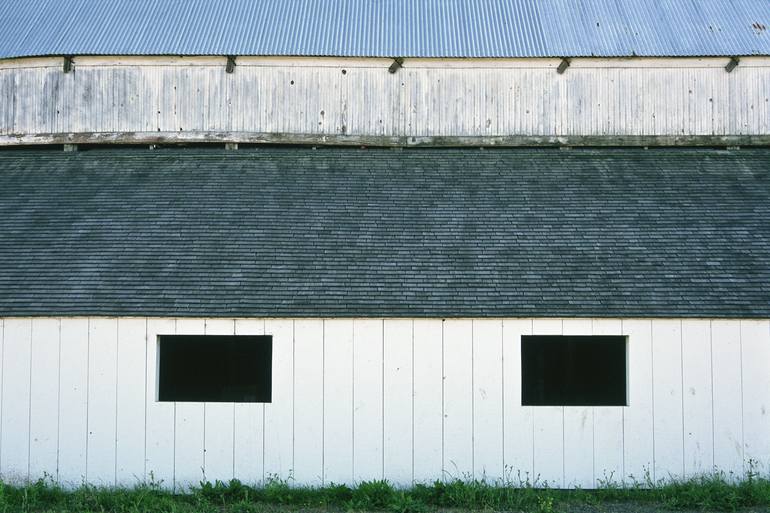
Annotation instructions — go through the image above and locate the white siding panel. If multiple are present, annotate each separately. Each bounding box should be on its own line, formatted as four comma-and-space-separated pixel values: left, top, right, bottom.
443, 320, 473, 481
58, 318, 89, 487
234, 319, 265, 485
711, 320, 744, 477
145, 318, 175, 489
293, 320, 324, 486
562, 319, 593, 488
681, 320, 714, 477
323, 320, 354, 485
651, 320, 684, 481
383, 319, 412, 485
263, 319, 293, 482
173, 319, 206, 490
1, 318, 31, 483
531, 319, 563, 488
472, 320, 503, 483
502, 319, 533, 483
412, 320, 442, 483
86, 318, 118, 485
622, 319, 653, 484
174, 403, 204, 490
592, 319, 624, 486
203, 319, 236, 484
353, 319, 383, 483
29, 319, 60, 481
741, 320, 770, 474
116, 318, 147, 487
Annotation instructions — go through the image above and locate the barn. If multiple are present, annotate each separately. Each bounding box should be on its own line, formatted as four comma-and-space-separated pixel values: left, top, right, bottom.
0, 0, 769, 491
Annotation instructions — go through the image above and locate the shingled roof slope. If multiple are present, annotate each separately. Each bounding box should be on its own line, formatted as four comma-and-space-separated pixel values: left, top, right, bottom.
0, 147, 768, 318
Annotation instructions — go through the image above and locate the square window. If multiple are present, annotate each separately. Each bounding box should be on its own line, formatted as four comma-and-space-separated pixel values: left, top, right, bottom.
521, 335, 626, 406
158, 335, 272, 402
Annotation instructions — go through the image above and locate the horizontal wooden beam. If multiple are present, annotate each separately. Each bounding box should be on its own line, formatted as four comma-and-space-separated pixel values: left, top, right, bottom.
1, 131, 769, 148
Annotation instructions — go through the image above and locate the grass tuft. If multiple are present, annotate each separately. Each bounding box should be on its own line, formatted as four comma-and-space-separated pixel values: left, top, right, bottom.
0, 466, 769, 512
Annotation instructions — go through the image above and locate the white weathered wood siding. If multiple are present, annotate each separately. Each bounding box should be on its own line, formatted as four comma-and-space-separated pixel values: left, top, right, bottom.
1, 56, 769, 141
0, 317, 769, 489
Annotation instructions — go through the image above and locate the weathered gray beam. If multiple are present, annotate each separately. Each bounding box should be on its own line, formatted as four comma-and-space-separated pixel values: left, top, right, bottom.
2, 131, 770, 148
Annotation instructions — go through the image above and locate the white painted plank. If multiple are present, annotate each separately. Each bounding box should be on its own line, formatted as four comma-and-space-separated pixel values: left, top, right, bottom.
86, 318, 118, 485
502, 319, 534, 485
1, 318, 31, 484
473, 319, 504, 483
203, 319, 235, 484
263, 319, 293, 482
741, 320, 770, 475
412, 319, 443, 483
353, 319, 383, 483
29, 319, 60, 481
651, 320, 684, 481
681, 320, 713, 477
383, 319, 412, 485
172, 319, 206, 489
323, 319, 354, 485
443, 319, 473, 481
293, 319, 324, 486
562, 319, 593, 488
234, 319, 265, 485
711, 320, 744, 477
592, 319, 624, 486
531, 319, 563, 488
174, 402, 205, 490
622, 319, 654, 485
145, 318, 176, 489
116, 318, 147, 487
58, 318, 89, 487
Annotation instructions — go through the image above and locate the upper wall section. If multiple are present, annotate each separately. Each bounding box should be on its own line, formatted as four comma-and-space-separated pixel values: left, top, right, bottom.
2, 56, 770, 145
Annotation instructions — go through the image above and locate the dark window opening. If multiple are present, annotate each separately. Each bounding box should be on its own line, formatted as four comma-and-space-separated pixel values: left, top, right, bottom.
521, 335, 626, 406
158, 335, 272, 402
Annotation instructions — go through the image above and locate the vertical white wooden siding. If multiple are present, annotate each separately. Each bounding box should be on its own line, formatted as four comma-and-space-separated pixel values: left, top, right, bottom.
2, 57, 770, 139
0, 317, 768, 488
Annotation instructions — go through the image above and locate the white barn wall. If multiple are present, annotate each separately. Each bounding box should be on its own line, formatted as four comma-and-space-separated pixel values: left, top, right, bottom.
1, 56, 769, 141
0, 317, 768, 489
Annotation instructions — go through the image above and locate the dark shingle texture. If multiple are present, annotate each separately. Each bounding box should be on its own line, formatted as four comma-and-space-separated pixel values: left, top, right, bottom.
0, 147, 768, 318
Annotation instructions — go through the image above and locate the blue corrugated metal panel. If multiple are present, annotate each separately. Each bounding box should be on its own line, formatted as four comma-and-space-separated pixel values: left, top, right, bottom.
0, 0, 768, 59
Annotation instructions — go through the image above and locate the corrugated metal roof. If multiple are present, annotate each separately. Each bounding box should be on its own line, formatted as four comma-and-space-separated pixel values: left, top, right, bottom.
0, 0, 769, 59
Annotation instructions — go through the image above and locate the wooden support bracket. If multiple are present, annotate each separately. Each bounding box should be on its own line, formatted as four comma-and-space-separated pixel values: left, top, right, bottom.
226, 55, 237, 73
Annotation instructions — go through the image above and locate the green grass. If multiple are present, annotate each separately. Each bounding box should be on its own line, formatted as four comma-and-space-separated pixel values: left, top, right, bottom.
1, 466, 769, 513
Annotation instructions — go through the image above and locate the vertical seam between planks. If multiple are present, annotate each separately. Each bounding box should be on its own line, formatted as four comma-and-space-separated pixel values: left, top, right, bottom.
471, 320, 475, 480
172, 318, 177, 492
709, 320, 715, 471
114, 320, 119, 486
679, 319, 685, 479
410, 319, 414, 485
56, 319, 61, 483
0, 318, 4, 473
231, 320, 236, 483
500, 319, 504, 483
291, 320, 295, 483
381, 319, 385, 481
27, 318, 32, 483
262, 319, 267, 485
739, 322, 745, 474
351, 320, 355, 484
440, 319, 445, 481
85, 318, 90, 484
143, 318, 147, 484
650, 320, 656, 483
321, 320, 325, 486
